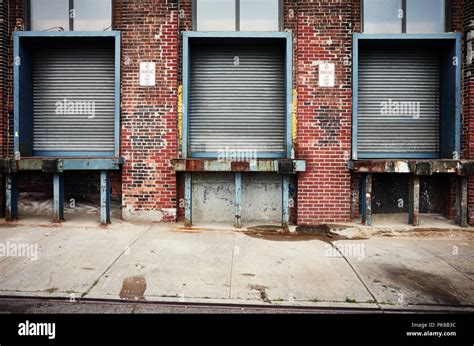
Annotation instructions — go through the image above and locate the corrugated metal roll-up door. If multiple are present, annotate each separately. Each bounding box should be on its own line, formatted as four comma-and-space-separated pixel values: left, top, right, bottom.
357, 47, 440, 158
32, 44, 115, 154
189, 40, 286, 156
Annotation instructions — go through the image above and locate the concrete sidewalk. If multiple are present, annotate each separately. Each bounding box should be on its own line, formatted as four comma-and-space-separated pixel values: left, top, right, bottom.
0, 219, 473, 311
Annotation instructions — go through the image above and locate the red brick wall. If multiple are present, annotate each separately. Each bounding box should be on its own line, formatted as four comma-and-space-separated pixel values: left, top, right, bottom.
463, 0, 474, 223
0, 0, 8, 216
0, 0, 8, 158
296, 0, 353, 224
6, 1, 23, 158
451, 0, 464, 32
117, 0, 178, 221
352, 0, 361, 33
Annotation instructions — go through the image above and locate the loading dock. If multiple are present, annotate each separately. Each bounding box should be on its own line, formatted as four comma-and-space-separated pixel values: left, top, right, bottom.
10, 31, 122, 224
349, 159, 474, 227
178, 32, 304, 228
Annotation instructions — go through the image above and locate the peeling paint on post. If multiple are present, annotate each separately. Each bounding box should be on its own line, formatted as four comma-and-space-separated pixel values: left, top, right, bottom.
282, 175, 290, 230
350, 176, 358, 221
5, 173, 18, 221
234, 172, 241, 228
292, 88, 297, 147
53, 173, 64, 223
100, 171, 110, 225
456, 176, 468, 227
360, 174, 372, 226
178, 85, 183, 149
408, 175, 420, 226
184, 172, 192, 227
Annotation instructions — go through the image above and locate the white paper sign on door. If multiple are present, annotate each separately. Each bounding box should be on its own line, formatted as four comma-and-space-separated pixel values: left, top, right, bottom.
318, 63, 335, 87
139, 62, 156, 86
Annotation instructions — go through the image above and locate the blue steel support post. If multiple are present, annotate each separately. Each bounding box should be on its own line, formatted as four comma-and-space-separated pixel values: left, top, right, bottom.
100, 170, 111, 225
235, 172, 242, 228
184, 172, 192, 227
455, 176, 468, 227
5, 174, 18, 221
53, 173, 64, 222
360, 174, 372, 226
408, 175, 420, 226
282, 175, 290, 230
360, 174, 366, 224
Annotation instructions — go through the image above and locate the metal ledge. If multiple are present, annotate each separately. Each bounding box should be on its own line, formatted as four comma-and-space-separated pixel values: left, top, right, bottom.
348, 159, 474, 176
0, 157, 124, 173
171, 159, 306, 174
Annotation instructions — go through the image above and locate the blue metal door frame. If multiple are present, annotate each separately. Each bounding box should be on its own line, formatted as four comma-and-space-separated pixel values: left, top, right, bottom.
182, 31, 293, 159
13, 31, 121, 158
352, 33, 462, 160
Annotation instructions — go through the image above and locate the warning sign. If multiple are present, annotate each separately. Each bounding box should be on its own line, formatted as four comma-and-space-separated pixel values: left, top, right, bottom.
139, 62, 156, 87
319, 63, 335, 88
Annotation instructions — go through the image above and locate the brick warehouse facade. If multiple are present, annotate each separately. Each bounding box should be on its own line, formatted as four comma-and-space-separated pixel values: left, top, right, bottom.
1, 0, 474, 227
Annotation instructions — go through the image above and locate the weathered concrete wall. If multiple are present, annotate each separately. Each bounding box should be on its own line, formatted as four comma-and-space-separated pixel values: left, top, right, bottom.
241, 174, 282, 223
192, 173, 235, 223
191, 173, 283, 224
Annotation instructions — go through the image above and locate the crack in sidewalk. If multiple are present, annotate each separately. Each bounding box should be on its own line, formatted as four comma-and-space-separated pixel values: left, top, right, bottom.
80, 226, 152, 299
228, 235, 237, 299
330, 241, 379, 306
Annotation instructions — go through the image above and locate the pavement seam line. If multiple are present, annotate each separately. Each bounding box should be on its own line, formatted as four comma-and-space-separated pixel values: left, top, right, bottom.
79, 225, 153, 299
330, 241, 380, 308
228, 234, 237, 299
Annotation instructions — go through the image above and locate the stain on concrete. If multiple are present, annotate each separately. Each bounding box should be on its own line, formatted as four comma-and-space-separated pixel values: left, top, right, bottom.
0, 223, 20, 228
243, 224, 366, 243
249, 284, 271, 303
119, 275, 147, 301
247, 225, 284, 232
382, 264, 465, 305
240, 273, 256, 277
373, 228, 474, 240
44, 287, 58, 293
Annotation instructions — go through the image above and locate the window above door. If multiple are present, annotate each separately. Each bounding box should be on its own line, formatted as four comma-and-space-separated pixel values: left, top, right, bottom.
362, 0, 448, 34
26, 0, 112, 31
193, 0, 282, 31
